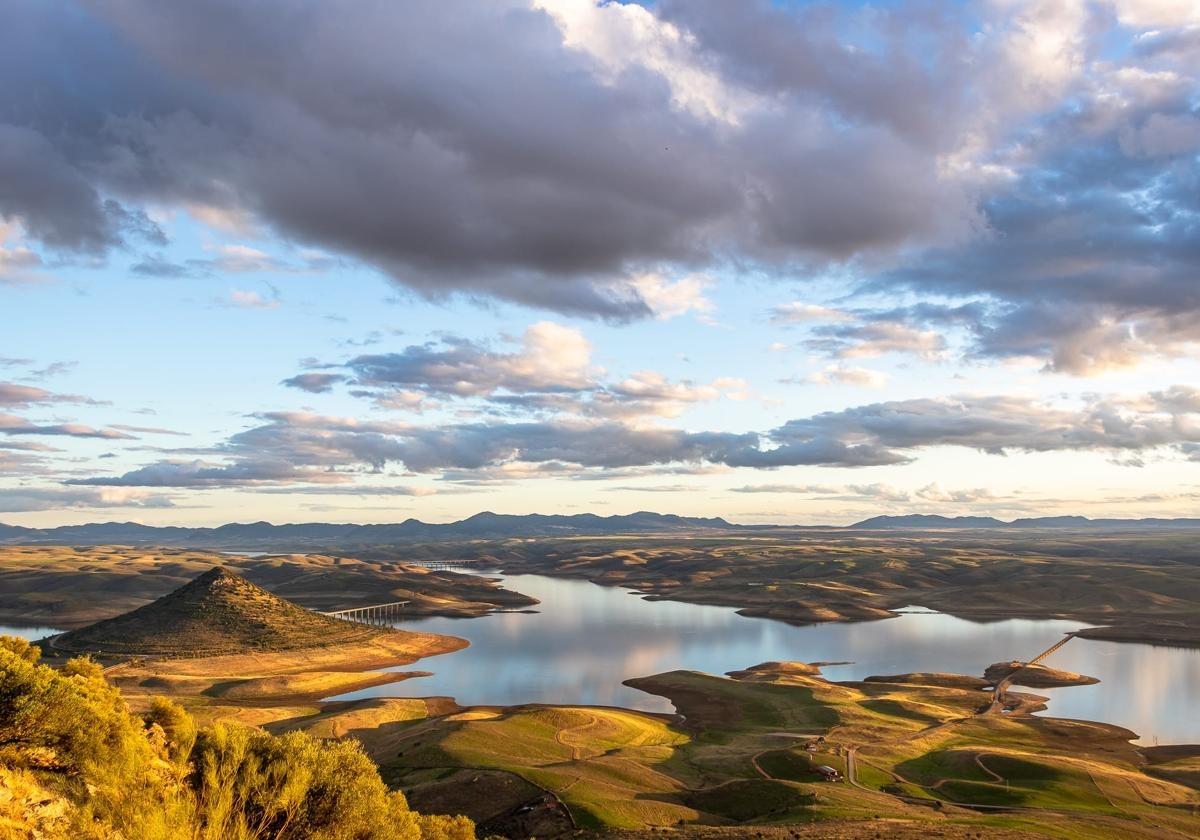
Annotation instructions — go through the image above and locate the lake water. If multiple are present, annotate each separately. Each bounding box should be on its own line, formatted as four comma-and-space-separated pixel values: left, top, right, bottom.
0, 624, 61, 642
330, 572, 1200, 746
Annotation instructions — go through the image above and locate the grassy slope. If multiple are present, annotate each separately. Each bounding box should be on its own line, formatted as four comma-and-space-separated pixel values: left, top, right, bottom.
51, 567, 388, 656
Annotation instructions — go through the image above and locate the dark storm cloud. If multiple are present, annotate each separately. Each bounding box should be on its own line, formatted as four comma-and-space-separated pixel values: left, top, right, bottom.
0, 125, 163, 255
0, 0, 984, 317
0, 0, 727, 315
66, 386, 1200, 488
656, 0, 974, 148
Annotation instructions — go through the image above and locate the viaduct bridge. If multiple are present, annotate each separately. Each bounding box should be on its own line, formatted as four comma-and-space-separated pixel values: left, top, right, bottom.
322, 601, 410, 625
410, 559, 494, 572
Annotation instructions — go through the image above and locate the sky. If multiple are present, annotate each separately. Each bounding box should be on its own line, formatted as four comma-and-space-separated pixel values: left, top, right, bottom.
2, 0, 1200, 527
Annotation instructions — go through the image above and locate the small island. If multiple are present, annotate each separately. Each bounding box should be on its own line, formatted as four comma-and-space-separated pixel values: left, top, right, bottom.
985, 660, 1100, 689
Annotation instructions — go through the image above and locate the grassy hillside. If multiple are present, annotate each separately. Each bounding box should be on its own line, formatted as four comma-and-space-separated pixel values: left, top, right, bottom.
303, 661, 1200, 839
50, 567, 388, 657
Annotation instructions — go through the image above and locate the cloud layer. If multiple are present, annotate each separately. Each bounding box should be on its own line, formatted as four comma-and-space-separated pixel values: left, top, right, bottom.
70, 386, 1200, 488
2, 0, 1193, 372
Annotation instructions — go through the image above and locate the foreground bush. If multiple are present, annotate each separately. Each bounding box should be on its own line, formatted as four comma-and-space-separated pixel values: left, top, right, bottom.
0, 636, 473, 840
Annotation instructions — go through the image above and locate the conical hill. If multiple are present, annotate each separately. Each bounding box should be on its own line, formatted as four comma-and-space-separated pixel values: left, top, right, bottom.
49, 566, 384, 657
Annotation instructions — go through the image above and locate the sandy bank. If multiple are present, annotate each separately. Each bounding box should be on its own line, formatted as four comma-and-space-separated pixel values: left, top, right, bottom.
113, 628, 464, 676
106, 629, 466, 707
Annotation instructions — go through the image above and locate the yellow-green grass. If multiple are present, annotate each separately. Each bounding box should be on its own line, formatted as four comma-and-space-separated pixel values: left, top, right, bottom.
380, 705, 693, 828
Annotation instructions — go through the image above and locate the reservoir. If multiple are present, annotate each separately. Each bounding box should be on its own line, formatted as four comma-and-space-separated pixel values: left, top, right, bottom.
329, 571, 1200, 746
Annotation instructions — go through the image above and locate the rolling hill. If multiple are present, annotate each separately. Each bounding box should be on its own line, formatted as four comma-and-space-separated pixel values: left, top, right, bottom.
47, 566, 384, 657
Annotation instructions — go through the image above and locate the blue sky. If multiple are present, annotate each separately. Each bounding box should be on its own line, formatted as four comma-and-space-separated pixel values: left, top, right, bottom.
2, 0, 1199, 525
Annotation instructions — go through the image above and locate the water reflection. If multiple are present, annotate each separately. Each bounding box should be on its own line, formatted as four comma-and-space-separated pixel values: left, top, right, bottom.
330, 573, 1200, 745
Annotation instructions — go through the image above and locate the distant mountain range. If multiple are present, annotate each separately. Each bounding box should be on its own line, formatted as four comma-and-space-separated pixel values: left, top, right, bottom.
0, 511, 743, 547
2, 510, 1199, 548
847, 514, 1200, 530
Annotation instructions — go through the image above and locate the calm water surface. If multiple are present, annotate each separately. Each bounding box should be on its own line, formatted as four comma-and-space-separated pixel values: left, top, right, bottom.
331, 572, 1200, 745
0, 624, 61, 641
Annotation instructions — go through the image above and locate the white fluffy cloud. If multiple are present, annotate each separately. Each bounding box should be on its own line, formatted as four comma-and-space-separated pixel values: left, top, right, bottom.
1108, 0, 1200, 27
806, 365, 890, 388
341, 321, 597, 400
533, 0, 759, 125
626, 273, 715, 320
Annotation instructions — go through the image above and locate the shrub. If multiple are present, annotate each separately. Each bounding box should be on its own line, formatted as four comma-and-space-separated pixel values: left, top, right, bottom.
0, 637, 474, 840
146, 696, 198, 765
